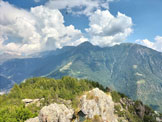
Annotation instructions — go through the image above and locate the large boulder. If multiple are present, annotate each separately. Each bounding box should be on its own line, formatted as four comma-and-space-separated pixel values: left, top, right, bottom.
80, 88, 118, 122
39, 103, 74, 122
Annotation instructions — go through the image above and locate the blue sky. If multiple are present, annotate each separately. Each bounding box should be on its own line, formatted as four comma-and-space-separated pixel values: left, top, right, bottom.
4, 0, 162, 40
109, 0, 162, 42
0, 0, 162, 55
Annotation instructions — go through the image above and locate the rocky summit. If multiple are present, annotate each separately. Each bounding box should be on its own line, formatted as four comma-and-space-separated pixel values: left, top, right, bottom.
25, 87, 161, 122
80, 88, 118, 122
25, 88, 118, 122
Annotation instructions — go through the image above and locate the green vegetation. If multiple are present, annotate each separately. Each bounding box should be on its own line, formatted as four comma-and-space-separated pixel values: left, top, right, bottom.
114, 104, 121, 112
0, 76, 104, 121
111, 91, 122, 102
0, 106, 35, 122
0, 76, 159, 122
83, 115, 103, 122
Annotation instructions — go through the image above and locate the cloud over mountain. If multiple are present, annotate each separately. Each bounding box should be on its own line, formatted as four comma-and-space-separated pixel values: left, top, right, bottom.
0, 0, 135, 55
136, 36, 162, 52
0, 1, 86, 55
86, 10, 133, 46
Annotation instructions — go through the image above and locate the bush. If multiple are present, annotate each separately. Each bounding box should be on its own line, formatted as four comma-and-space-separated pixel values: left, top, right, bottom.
143, 115, 156, 122
93, 115, 103, 122
0, 106, 35, 122
114, 104, 121, 112
111, 91, 121, 102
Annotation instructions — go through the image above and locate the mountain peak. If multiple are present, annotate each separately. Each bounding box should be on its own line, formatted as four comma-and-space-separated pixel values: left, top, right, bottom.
78, 41, 93, 47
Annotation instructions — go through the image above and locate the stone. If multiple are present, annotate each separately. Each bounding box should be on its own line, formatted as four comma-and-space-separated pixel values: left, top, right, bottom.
39, 103, 74, 122
80, 88, 118, 122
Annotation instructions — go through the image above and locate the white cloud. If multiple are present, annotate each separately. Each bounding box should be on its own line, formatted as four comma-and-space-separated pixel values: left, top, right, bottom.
86, 9, 133, 46
45, 0, 114, 16
34, 0, 40, 3
0, 1, 133, 55
136, 36, 162, 52
0, 1, 87, 55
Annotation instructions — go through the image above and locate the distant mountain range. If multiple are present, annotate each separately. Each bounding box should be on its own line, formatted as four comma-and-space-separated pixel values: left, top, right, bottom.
0, 75, 14, 91
0, 42, 162, 112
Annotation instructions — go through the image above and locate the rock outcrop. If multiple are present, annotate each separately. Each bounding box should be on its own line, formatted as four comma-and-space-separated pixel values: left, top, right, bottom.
79, 88, 118, 122
26, 88, 119, 122
39, 103, 74, 122
25, 88, 160, 122
25, 103, 74, 122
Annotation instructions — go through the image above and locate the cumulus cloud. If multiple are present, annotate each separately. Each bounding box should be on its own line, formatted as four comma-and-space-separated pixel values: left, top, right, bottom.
0, 1, 87, 55
45, 0, 114, 16
0, 0, 134, 55
86, 10, 133, 46
136, 36, 162, 52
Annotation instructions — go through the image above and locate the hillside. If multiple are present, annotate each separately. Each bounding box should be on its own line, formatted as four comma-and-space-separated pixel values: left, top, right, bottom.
0, 77, 161, 122
0, 42, 162, 112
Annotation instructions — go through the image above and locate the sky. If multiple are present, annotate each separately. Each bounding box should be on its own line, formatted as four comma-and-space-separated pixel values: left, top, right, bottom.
0, 0, 162, 55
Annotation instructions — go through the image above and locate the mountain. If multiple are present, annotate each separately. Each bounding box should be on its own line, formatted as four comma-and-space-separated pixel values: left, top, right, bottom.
0, 75, 14, 92
0, 77, 161, 122
0, 42, 162, 112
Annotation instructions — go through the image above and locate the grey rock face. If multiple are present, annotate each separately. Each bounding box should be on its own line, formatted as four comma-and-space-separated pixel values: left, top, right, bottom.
134, 101, 145, 119
39, 103, 74, 122
80, 88, 118, 122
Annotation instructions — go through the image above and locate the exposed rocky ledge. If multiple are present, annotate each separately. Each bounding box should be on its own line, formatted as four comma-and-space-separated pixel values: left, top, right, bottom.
25, 88, 161, 122
26, 88, 119, 122
80, 88, 118, 122
25, 103, 74, 122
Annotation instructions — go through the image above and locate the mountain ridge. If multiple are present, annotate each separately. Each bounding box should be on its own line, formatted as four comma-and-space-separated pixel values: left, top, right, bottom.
0, 42, 162, 112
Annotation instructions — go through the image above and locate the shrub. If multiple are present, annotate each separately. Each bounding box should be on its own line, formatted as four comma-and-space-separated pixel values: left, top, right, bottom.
93, 115, 103, 122
111, 91, 121, 102
0, 106, 35, 122
143, 115, 156, 122
114, 104, 121, 112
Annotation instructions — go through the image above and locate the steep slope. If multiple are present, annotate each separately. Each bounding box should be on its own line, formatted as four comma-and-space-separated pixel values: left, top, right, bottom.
0, 46, 74, 84
0, 42, 162, 112
48, 42, 162, 112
